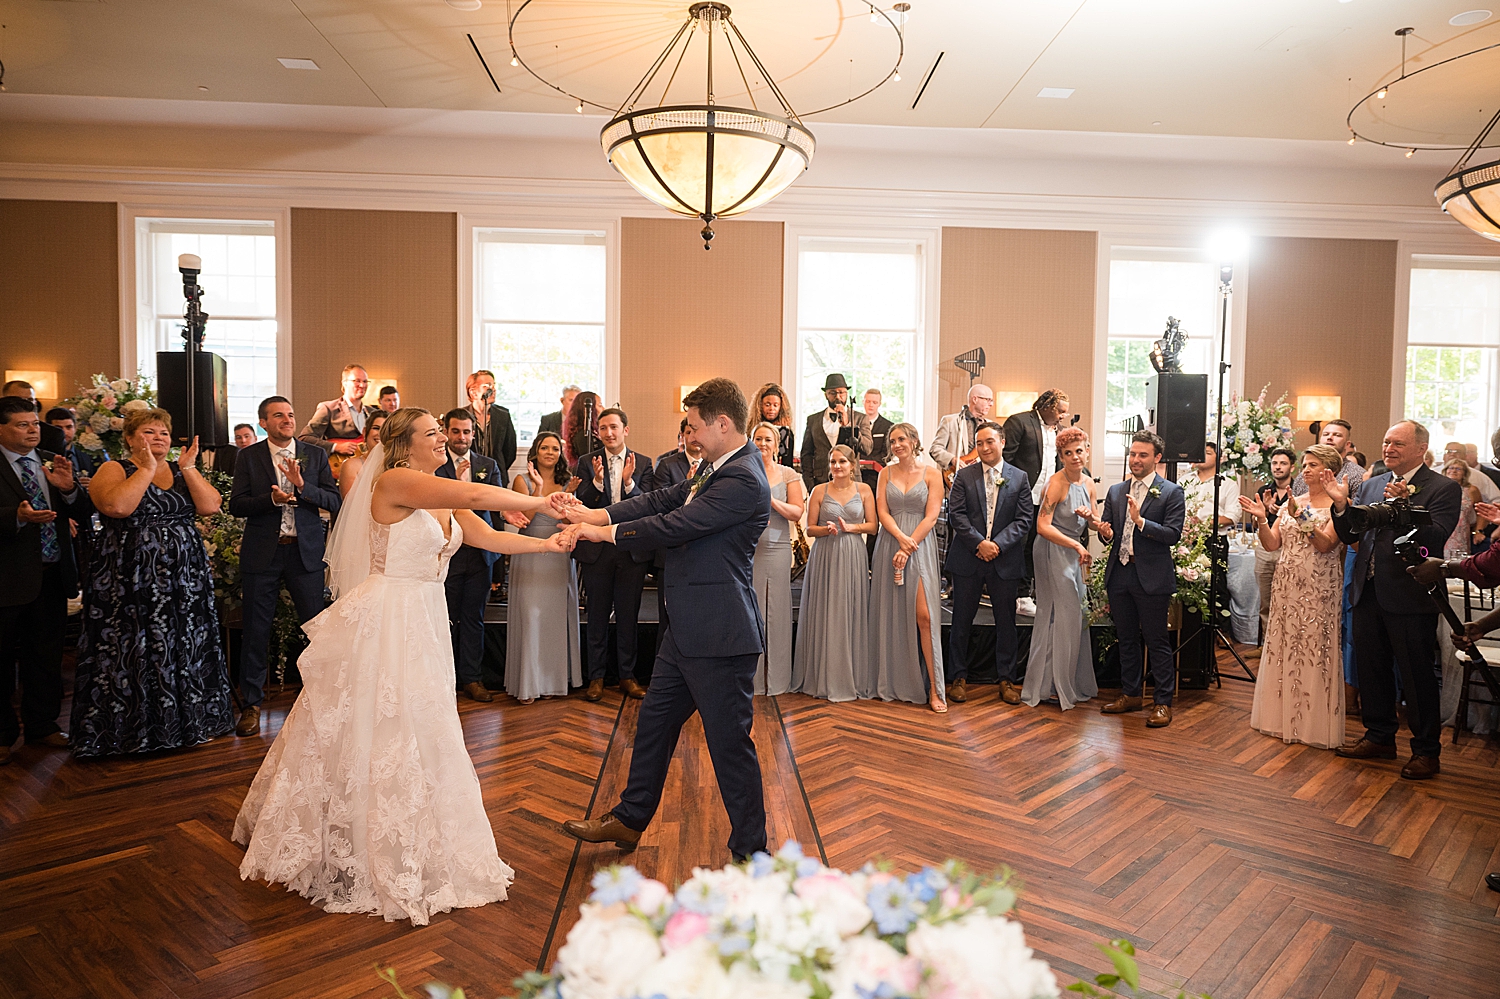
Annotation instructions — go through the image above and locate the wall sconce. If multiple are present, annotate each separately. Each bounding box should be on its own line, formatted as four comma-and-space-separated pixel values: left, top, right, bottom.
368, 376, 399, 394
1295, 395, 1341, 437
993, 391, 1037, 418
680, 385, 698, 412
4, 369, 60, 401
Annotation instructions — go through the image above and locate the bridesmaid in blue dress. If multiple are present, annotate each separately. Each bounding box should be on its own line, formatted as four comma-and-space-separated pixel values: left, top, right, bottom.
791, 445, 876, 701
863, 423, 947, 712
71, 409, 234, 757
1022, 427, 1100, 711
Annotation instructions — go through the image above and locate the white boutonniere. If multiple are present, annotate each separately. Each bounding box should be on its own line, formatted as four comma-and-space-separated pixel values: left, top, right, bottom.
690, 469, 713, 497
1148, 485, 1162, 498
996, 475, 1008, 490
42, 457, 57, 474
475, 466, 488, 481
1406, 481, 1422, 497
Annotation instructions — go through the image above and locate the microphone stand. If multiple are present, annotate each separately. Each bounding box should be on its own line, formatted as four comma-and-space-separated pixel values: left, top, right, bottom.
179, 256, 209, 448
1210, 265, 1254, 684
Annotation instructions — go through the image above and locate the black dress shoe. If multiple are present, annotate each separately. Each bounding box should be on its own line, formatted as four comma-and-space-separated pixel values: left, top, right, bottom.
1486, 872, 1500, 893
1334, 738, 1397, 760
732, 853, 750, 865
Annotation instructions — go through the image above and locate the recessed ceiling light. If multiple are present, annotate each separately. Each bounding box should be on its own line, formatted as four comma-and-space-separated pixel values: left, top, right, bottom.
1037, 87, 1074, 99
197, 85, 209, 91
1376, 87, 1388, 98
277, 58, 321, 71
1152, 120, 1162, 126
1450, 10, 1493, 26
446, 0, 483, 9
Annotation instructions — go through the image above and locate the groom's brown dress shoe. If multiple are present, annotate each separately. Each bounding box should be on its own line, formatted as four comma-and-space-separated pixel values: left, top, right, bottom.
621, 677, 647, 700
1101, 695, 1143, 714
562, 814, 642, 851
584, 679, 605, 702
1146, 704, 1173, 728
1400, 755, 1440, 780
1334, 738, 1397, 760
999, 680, 1022, 705
947, 679, 967, 703
234, 706, 260, 737
463, 682, 494, 703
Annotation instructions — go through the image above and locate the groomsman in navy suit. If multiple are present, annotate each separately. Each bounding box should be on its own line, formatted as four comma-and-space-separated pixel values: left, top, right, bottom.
229, 396, 341, 736
560, 378, 770, 862
1094, 431, 1186, 728
944, 421, 1035, 705
572, 407, 654, 702
436, 409, 504, 704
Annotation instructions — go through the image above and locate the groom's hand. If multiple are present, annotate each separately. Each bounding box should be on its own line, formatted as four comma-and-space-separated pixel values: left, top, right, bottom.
574, 523, 613, 544
563, 503, 609, 526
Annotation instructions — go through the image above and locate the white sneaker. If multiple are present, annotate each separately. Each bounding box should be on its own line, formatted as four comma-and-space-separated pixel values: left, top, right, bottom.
1015, 596, 1037, 617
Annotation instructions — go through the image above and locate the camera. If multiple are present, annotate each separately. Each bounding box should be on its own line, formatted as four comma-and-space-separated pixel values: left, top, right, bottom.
1339, 496, 1432, 534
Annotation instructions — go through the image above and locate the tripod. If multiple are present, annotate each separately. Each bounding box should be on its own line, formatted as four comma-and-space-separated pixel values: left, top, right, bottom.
1209, 265, 1254, 684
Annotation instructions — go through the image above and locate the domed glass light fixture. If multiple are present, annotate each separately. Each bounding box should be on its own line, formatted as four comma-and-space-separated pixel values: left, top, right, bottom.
1436, 107, 1500, 242
511, 1, 904, 248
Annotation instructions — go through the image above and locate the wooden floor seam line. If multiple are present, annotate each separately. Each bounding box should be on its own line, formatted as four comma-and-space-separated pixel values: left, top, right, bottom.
771, 694, 829, 866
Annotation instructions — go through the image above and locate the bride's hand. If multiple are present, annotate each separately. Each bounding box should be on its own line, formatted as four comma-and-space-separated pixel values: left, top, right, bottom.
547, 490, 579, 518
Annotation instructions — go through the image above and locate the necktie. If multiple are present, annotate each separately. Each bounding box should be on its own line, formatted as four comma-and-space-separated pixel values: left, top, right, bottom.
985, 466, 1001, 534
17, 457, 59, 563
1121, 478, 1147, 564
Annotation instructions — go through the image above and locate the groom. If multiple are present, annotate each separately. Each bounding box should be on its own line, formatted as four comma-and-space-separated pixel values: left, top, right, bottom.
560, 378, 771, 861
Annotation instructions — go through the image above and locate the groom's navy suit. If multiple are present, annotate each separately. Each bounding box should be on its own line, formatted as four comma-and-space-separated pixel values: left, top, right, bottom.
1101, 474, 1185, 705
605, 439, 770, 858
944, 459, 1034, 684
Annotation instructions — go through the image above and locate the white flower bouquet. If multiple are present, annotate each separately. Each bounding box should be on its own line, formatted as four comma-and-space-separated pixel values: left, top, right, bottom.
1217, 384, 1295, 482
529, 844, 1058, 999
66, 373, 157, 458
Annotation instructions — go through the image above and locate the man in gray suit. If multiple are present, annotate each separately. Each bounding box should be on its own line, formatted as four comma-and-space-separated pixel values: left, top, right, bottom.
298, 364, 383, 458
799, 373, 872, 491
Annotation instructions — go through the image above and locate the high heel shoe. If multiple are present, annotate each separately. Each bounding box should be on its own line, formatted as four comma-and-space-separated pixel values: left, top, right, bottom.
930, 697, 948, 714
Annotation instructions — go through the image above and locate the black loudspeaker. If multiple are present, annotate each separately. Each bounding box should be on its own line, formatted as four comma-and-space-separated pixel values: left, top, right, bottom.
1144, 372, 1207, 464
156, 350, 230, 447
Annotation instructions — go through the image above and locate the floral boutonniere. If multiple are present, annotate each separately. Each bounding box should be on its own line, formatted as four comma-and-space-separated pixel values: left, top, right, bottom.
475, 466, 489, 482
1406, 481, 1422, 497
1148, 485, 1162, 499
996, 475, 1009, 490
690, 468, 713, 497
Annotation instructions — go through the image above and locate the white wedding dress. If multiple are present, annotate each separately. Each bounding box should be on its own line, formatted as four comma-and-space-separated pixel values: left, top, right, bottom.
233, 507, 514, 925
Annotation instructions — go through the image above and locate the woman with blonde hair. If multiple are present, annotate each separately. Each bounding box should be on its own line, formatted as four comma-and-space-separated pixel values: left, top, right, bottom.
72, 408, 233, 756
751, 383, 795, 467
235, 407, 576, 924
1442, 458, 1487, 557
750, 421, 805, 694
1239, 442, 1345, 749
863, 422, 947, 711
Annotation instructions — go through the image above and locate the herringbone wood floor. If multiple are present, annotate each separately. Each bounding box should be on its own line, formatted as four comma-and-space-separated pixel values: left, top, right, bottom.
3, 649, 1498, 999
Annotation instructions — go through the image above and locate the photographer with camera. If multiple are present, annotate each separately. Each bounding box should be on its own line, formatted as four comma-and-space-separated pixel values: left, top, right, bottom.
1409, 500, 1500, 644
1325, 420, 1459, 780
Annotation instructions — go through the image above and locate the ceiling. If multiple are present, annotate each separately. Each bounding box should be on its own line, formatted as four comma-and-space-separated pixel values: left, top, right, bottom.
1, 0, 1498, 144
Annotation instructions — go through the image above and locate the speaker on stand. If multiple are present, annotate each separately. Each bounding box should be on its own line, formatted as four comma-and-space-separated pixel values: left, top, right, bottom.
1144, 372, 1208, 481
156, 350, 230, 448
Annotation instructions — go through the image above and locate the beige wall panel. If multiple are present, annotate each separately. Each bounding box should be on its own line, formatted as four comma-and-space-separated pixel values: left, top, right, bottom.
938, 227, 1098, 424
289, 207, 457, 427
0, 199, 119, 403
1242, 236, 1397, 459
619, 217, 784, 458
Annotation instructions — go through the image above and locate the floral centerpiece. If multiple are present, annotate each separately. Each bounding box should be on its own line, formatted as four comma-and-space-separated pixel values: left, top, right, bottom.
65, 374, 158, 459
1217, 385, 1295, 482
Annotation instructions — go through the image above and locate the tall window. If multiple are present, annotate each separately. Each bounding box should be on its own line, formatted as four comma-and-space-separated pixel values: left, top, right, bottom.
796, 238, 923, 427
1406, 255, 1500, 448
475, 229, 606, 441
137, 219, 278, 429
1105, 248, 1222, 456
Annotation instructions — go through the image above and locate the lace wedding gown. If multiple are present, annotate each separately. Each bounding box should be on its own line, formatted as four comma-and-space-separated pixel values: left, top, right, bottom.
233, 510, 514, 925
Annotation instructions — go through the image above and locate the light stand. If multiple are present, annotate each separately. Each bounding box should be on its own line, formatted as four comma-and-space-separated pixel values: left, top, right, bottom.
178, 253, 209, 447
1210, 263, 1254, 683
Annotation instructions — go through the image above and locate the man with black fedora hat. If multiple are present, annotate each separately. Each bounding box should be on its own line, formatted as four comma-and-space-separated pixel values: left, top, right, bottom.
800, 373, 873, 492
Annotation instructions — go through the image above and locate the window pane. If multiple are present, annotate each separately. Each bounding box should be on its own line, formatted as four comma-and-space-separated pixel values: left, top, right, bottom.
1406, 261, 1500, 446
476, 231, 607, 445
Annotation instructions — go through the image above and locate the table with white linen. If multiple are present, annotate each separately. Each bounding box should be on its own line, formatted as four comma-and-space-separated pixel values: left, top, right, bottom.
1226, 546, 1259, 645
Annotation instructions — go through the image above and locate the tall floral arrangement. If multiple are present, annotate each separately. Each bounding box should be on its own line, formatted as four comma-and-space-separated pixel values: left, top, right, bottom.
1217, 384, 1295, 481
66, 374, 157, 459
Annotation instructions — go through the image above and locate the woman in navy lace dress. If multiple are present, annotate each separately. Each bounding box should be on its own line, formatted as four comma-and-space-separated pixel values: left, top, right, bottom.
71, 408, 234, 757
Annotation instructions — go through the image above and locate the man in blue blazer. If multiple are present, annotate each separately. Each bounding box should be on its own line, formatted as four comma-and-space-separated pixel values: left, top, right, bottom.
1095, 431, 1186, 727
436, 409, 505, 704
572, 407, 655, 702
1328, 420, 1459, 780
228, 396, 341, 736
560, 378, 771, 862
944, 421, 1034, 704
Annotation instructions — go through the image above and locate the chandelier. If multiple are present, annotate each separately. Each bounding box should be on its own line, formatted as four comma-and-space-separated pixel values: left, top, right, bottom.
1436, 107, 1500, 242
510, 1, 905, 248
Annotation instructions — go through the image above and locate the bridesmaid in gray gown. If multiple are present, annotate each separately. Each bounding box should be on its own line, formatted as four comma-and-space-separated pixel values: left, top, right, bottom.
1022, 427, 1100, 711
505, 432, 583, 703
792, 445, 876, 702
751, 423, 805, 695
864, 423, 947, 712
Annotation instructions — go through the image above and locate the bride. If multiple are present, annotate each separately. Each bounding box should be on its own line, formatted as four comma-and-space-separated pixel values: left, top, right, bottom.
233, 408, 576, 925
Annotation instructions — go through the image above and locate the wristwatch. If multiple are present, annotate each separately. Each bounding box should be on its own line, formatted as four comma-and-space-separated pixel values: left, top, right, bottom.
1443, 558, 1466, 578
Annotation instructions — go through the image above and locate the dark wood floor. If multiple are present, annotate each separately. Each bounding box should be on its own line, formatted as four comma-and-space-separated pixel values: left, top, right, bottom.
3, 649, 1498, 999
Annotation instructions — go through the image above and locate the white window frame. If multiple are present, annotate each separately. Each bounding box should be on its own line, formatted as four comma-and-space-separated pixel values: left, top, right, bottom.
782, 225, 941, 436
458, 213, 620, 440
1094, 237, 1248, 478
1401, 252, 1500, 443
118, 206, 291, 398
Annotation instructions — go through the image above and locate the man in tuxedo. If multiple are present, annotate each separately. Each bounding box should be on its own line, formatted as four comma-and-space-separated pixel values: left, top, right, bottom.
573, 407, 654, 701
561, 377, 771, 861
800, 373, 873, 491
1003, 389, 1072, 615
1095, 431, 1186, 728
538, 384, 581, 438
930, 383, 995, 479
0, 397, 91, 762
436, 408, 504, 703
298, 364, 382, 458
229, 396, 342, 736
1329, 420, 1460, 780
647, 419, 704, 664
944, 422, 1034, 704
2, 381, 66, 454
